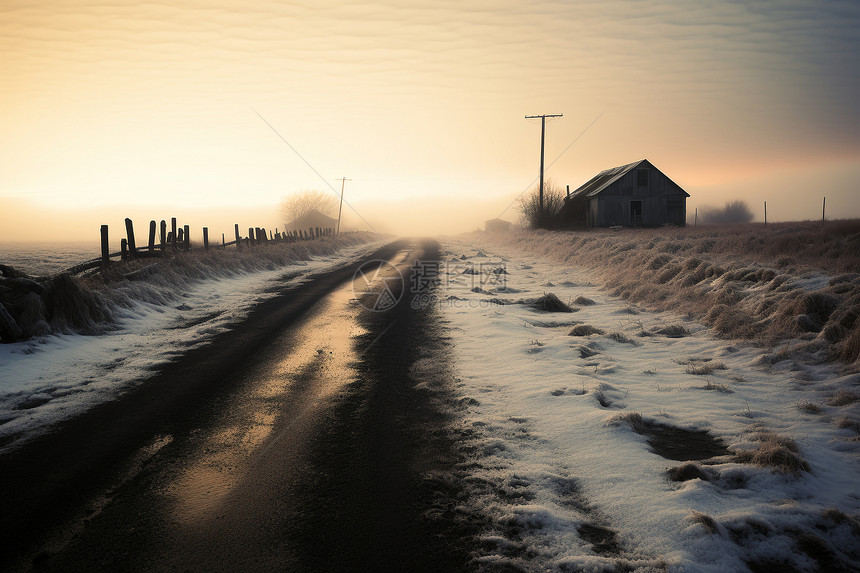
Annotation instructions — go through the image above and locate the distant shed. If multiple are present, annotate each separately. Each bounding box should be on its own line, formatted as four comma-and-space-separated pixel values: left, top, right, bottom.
485, 218, 513, 233
286, 209, 337, 234
559, 159, 689, 228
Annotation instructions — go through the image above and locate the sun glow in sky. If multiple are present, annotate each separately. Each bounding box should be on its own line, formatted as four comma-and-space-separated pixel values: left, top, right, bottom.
2, 0, 859, 240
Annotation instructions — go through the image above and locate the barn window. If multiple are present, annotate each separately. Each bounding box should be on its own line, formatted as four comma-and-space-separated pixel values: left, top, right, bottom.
637, 169, 649, 186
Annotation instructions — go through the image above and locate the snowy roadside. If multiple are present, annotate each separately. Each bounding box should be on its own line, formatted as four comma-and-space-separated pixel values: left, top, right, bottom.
0, 240, 384, 452
438, 238, 860, 572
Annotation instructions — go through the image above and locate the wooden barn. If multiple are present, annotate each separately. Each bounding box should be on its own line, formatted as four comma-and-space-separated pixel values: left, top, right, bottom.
559, 159, 689, 228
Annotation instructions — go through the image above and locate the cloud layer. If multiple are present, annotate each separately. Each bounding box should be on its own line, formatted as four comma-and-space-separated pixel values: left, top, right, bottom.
1, 0, 858, 235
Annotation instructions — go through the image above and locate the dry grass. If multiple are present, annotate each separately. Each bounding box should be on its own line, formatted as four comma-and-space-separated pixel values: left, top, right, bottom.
606, 411, 646, 432
702, 381, 733, 393
688, 511, 720, 534
732, 430, 810, 475
653, 325, 690, 338
667, 462, 710, 482
480, 221, 860, 366
685, 361, 728, 375
835, 417, 860, 433
827, 389, 860, 406
528, 293, 576, 313
608, 331, 639, 345
569, 324, 605, 336
796, 400, 823, 414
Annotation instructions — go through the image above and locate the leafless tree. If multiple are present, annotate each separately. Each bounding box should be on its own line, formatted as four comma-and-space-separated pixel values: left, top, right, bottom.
519, 180, 565, 229
700, 200, 755, 224
280, 190, 338, 226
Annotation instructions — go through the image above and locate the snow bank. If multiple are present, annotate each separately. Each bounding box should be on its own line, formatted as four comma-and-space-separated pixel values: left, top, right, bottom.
437, 237, 860, 572
0, 235, 380, 452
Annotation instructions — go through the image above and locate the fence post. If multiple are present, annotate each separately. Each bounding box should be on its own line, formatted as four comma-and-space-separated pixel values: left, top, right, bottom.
203, 227, 209, 251
171, 218, 178, 251
100, 225, 110, 268
249, 227, 255, 246
125, 218, 137, 259
222, 232, 225, 247
234, 224, 241, 249
121, 238, 128, 261
183, 225, 190, 250
148, 220, 156, 253
160, 220, 167, 252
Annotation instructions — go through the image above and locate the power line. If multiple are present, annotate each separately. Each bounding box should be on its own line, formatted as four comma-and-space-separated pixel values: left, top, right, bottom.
495, 110, 605, 222
252, 108, 381, 236
525, 113, 563, 215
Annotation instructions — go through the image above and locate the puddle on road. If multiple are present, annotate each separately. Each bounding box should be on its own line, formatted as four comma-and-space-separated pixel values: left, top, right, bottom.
168, 280, 367, 524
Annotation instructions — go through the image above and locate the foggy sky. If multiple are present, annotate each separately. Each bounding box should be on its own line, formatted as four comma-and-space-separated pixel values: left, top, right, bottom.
2, 0, 859, 240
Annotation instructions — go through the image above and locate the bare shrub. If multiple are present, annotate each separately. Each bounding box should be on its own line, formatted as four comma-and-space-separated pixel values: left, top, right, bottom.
700, 200, 755, 224
280, 189, 338, 225
519, 180, 566, 229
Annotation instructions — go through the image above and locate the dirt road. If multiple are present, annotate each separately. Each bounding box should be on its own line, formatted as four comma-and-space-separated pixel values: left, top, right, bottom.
1, 239, 478, 572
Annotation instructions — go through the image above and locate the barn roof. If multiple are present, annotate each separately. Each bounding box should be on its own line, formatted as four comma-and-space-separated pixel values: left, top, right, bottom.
568, 160, 645, 199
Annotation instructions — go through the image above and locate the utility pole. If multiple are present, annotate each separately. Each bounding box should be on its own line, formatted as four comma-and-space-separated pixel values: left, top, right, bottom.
335, 177, 351, 233
525, 113, 563, 216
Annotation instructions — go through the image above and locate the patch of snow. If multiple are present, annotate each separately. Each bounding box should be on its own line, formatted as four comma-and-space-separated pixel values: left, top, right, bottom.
437, 238, 860, 571
0, 241, 382, 451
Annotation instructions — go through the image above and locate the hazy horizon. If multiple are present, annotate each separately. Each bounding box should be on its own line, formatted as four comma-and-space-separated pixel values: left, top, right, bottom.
2, 0, 859, 242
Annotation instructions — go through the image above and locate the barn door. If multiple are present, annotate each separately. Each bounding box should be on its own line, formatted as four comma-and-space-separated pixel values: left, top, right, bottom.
630, 201, 643, 227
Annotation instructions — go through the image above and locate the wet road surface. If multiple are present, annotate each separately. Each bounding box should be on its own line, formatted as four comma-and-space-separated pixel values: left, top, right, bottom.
2, 239, 478, 572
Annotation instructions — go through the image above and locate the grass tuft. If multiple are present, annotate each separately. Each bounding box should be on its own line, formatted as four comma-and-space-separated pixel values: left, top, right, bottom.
528, 293, 575, 313
835, 417, 860, 433
667, 463, 710, 482
732, 430, 810, 475
685, 361, 728, 375
688, 511, 720, 534
569, 324, 605, 336
827, 389, 859, 407
796, 400, 823, 414
608, 331, 639, 345
653, 324, 690, 338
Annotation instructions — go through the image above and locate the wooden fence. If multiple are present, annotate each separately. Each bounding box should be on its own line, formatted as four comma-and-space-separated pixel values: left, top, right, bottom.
63, 217, 335, 275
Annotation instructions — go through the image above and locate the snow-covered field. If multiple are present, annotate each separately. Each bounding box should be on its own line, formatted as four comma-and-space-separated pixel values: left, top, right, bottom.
0, 241, 382, 452
439, 238, 860, 572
